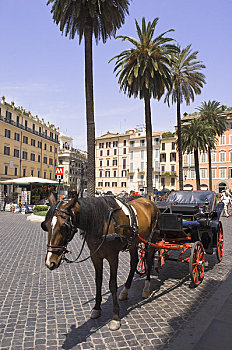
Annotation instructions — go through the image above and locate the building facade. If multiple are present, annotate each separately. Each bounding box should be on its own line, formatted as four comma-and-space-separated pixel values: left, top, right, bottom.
177, 110, 232, 192
58, 133, 88, 191
159, 134, 177, 190
0, 98, 59, 185
95, 128, 174, 195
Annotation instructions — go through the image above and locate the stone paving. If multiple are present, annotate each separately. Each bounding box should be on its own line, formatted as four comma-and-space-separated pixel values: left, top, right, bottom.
0, 211, 232, 350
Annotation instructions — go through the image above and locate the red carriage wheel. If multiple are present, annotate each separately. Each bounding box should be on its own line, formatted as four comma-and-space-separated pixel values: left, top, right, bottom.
136, 243, 147, 275
227, 203, 232, 216
216, 221, 224, 263
189, 241, 205, 286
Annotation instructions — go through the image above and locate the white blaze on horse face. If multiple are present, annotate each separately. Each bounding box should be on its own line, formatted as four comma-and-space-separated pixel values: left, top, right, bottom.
46, 216, 58, 266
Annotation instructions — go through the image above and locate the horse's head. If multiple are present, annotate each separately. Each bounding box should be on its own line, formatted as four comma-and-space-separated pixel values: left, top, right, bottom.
41, 193, 80, 270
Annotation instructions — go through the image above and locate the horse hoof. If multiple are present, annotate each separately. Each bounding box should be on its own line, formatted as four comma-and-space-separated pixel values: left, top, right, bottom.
142, 290, 150, 299
109, 320, 121, 331
90, 309, 101, 319
119, 287, 128, 301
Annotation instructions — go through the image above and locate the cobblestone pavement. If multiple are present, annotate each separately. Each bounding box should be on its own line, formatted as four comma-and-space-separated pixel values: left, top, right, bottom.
0, 212, 232, 350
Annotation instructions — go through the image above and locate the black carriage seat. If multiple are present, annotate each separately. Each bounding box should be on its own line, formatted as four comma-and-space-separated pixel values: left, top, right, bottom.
155, 202, 199, 215
167, 191, 216, 211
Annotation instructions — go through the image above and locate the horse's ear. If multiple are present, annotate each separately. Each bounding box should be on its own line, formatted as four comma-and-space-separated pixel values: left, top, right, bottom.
48, 192, 56, 206
41, 221, 48, 232
65, 194, 79, 211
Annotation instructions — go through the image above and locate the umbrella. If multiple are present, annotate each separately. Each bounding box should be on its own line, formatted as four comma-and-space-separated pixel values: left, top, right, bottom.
0, 176, 59, 185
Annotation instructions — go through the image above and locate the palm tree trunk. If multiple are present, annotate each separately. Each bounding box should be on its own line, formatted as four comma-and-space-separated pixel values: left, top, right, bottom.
84, 23, 95, 197
177, 91, 183, 190
194, 149, 201, 190
208, 147, 212, 191
144, 89, 153, 200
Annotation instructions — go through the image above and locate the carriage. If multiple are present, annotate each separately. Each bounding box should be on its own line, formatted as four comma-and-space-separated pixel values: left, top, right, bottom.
137, 191, 224, 286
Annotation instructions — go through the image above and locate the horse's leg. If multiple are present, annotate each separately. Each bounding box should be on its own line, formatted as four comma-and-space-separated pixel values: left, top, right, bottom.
108, 254, 121, 331
142, 245, 155, 298
90, 257, 103, 319
119, 245, 138, 301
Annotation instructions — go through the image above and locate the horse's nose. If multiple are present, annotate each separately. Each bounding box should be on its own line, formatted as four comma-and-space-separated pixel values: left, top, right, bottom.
49, 262, 56, 270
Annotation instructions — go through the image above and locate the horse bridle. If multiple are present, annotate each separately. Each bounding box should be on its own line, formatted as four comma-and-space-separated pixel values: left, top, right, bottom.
47, 200, 78, 256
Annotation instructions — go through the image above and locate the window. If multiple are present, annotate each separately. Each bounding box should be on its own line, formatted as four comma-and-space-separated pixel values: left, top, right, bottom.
14, 149, 19, 158
38, 154, 41, 162
50, 132, 53, 140
33, 124, 35, 132
219, 168, 226, 178
38, 141, 42, 149
44, 172, 46, 179
129, 175, 133, 182
212, 168, 216, 178
123, 140, 126, 146
171, 178, 175, 186
22, 151, 27, 160
113, 159, 117, 166
106, 142, 111, 148
105, 171, 110, 177
183, 169, 188, 179
23, 136, 28, 144
31, 169, 34, 176
161, 165, 165, 172
123, 158, 127, 169
14, 167, 18, 176
25, 120, 28, 129
99, 142, 104, 148
30, 153, 35, 161
140, 139, 145, 147
161, 143, 165, 151
100, 150, 103, 156
200, 168, 207, 178
171, 142, 175, 150
55, 147, 57, 153
219, 135, 225, 145
121, 182, 127, 187
141, 150, 144, 160
6, 111, 11, 121
4, 165, 8, 175
37, 170, 40, 177
50, 145, 52, 152
230, 135, 232, 145
130, 141, 135, 147
130, 163, 133, 172
161, 177, 165, 186
121, 170, 127, 177
106, 159, 110, 166
154, 161, 159, 170
130, 151, 133, 160
16, 116, 20, 125
43, 156, 47, 164
100, 160, 103, 167
49, 158, 53, 165
219, 151, 226, 162
113, 141, 118, 147
190, 169, 196, 179
112, 182, 117, 187
107, 150, 110, 156
170, 153, 176, 162
39, 127, 42, 134
171, 165, 175, 172
49, 173, 52, 180
98, 182, 103, 186
200, 152, 207, 163
23, 168, 26, 177
105, 182, 110, 187
190, 153, 194, 166
5, 129, 11, 138
31, 139, 35, 146
160, 154, 166, 162
141, 162, 144, 171
123, 148, 126, 154
4, 146, 10, 156
14, 133, 20, 141
211, 151, 216, 162
154, 138, 159, 145
44, 143, 47, 150
114, 149, 117, 155
183, 154, 188, 166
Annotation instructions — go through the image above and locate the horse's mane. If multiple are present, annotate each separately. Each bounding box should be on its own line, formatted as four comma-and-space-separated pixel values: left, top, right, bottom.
78, 196, 118, 236
44, 202, 58, 221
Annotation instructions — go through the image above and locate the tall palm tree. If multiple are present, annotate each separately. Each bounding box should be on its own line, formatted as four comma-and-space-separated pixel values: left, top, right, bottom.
110, 17, 177, 199
47, 0, 130, 196
165, 45, 206, 191
182, 118, 215, 190
196, 101, 227, 191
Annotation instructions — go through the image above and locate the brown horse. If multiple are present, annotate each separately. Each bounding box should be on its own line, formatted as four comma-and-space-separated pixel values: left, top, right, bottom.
41, 193, 160, 330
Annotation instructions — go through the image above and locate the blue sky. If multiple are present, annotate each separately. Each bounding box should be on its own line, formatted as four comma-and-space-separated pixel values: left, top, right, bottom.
1, 0, 231, 150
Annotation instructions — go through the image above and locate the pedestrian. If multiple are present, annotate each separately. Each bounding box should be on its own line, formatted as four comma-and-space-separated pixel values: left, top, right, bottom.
222, 192, 231, 217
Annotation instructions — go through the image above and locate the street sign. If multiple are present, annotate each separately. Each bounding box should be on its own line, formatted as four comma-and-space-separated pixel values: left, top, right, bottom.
55, 166, 64, 180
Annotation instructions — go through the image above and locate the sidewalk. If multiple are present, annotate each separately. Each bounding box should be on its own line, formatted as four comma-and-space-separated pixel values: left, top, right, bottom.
170, 270, 232, 350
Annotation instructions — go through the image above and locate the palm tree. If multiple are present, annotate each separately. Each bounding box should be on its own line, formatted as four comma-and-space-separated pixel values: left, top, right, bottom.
110, 17, 177, 199
165, 45, 206, 191
47, 0, 130, 196
182, 118, 215, 190
196, 101, 227, 191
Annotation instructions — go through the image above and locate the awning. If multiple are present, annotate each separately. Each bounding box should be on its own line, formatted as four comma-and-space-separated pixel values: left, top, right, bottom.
0, 176, 59, 185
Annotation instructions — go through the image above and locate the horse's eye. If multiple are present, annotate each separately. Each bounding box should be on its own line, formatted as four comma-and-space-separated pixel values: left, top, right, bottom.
60, 225, 68, 235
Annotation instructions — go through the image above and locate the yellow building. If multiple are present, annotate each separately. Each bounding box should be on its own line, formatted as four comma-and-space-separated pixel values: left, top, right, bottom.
0, 97, 59, 184
159, 133, 177, 190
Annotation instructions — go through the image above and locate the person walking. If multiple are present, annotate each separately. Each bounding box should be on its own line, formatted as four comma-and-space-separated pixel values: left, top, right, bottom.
222, 192, 231, 217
